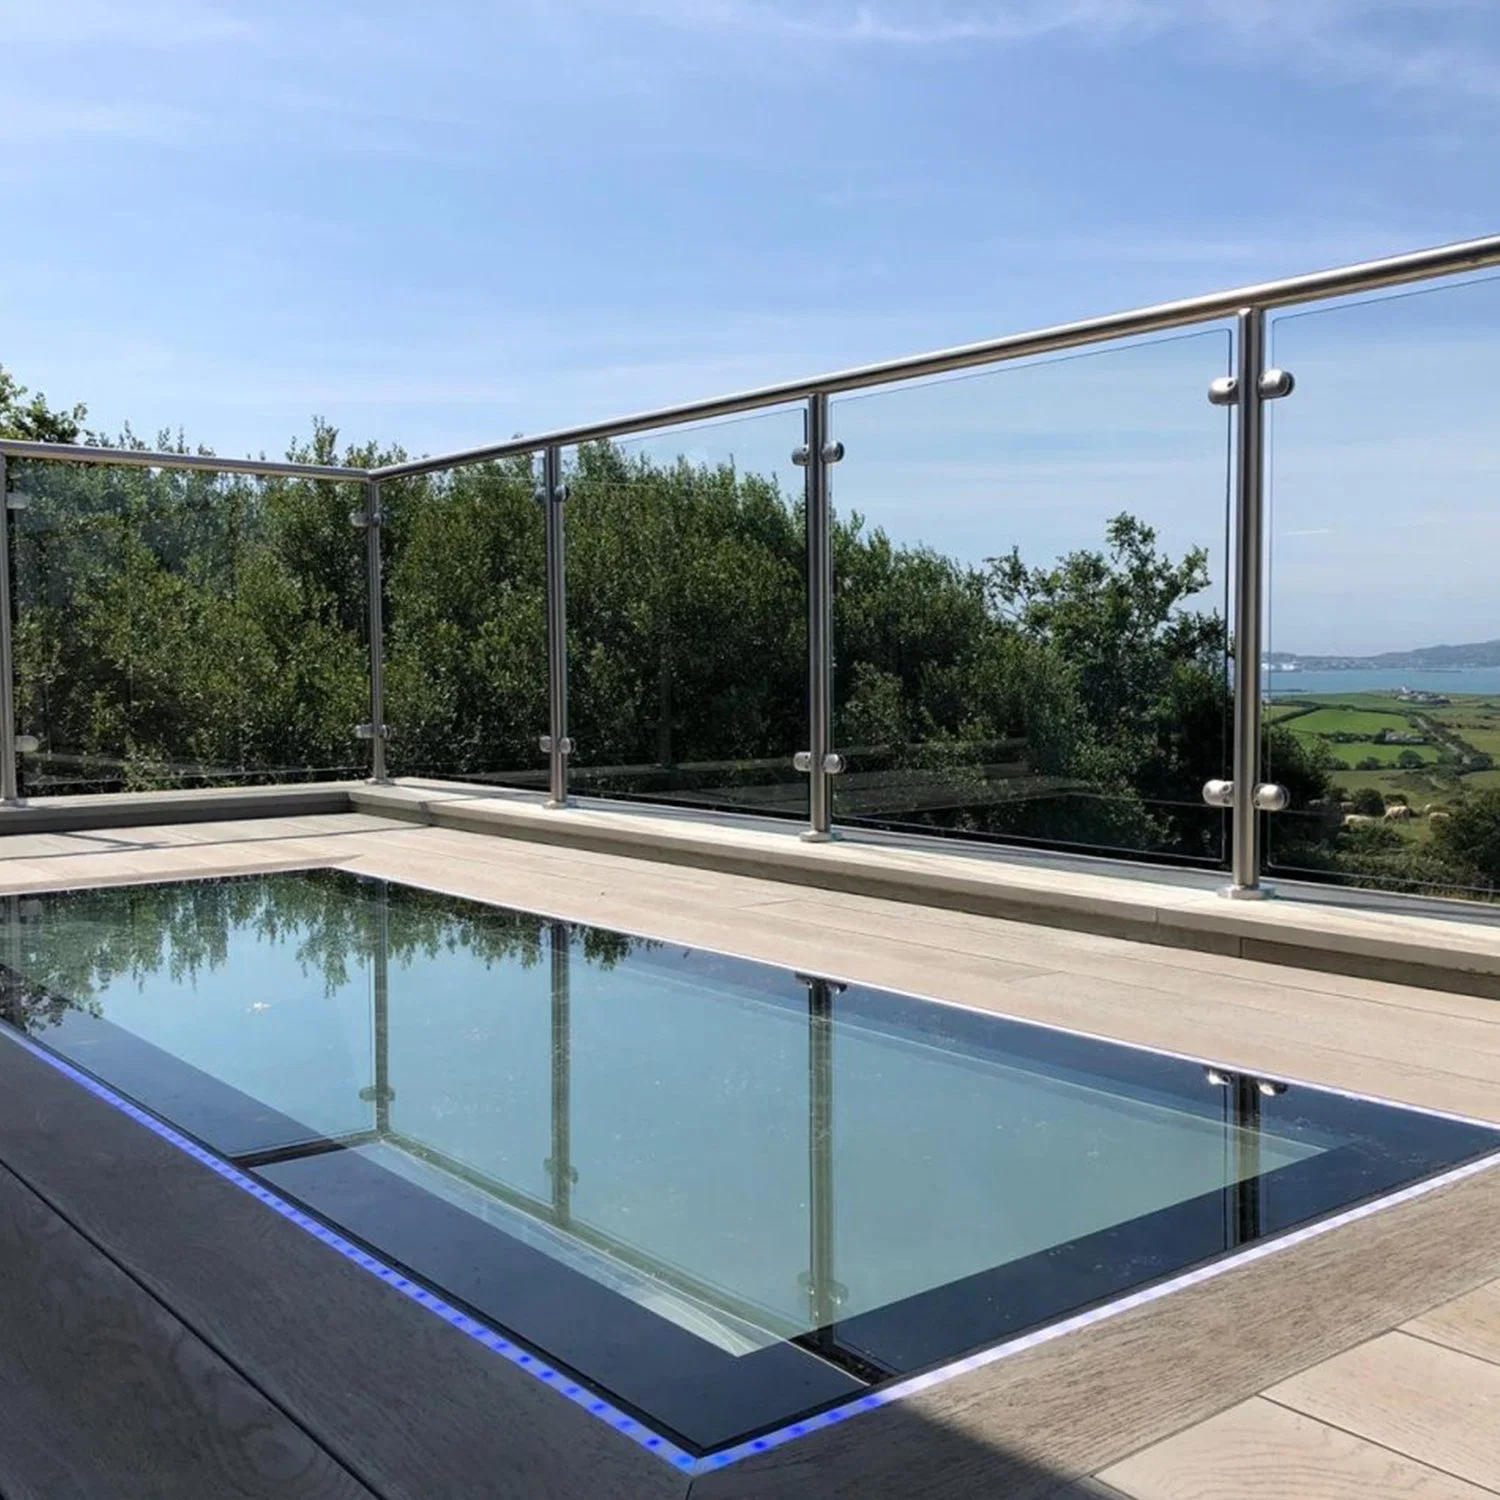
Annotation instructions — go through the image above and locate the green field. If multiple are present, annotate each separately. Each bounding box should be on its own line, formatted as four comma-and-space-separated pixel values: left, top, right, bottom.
1325, 741, 1441, 768
1265, 703, 1310, 724
1449, 727, 1500, 758
1272, 691, 1431, 713
1286, 706, 1418, 737
1265, 689, 1500, 829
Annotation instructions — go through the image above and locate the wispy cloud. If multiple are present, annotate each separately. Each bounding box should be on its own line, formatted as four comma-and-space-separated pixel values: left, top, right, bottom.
624, 0, 1500, 106
1191, 0, 1500, 105
0, 0, 253, 47
626, 0, 1156, 45
0, 96, 203, 147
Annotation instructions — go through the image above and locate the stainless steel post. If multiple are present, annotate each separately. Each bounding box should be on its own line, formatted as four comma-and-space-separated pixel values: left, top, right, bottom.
0, 455, 18, 804
543, 446, 570, 807
804, 395, 835, 840
1229, 308, 1269, 897
364, 478, 388, 783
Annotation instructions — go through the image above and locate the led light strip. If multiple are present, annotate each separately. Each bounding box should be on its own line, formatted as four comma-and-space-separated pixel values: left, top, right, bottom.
7, 1023, 1500, 1477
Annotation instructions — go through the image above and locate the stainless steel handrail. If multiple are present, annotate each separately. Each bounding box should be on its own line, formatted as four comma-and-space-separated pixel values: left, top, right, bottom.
370, 233, 1500, 480
0, 439, 366, 483
5, 235, 1496, 485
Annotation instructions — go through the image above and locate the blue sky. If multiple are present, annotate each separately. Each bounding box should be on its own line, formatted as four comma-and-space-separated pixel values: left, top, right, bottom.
2, 0, 1498, 652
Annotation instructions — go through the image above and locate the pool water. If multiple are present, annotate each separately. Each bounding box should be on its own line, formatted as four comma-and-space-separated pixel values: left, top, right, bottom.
1, 869, 1495, 1455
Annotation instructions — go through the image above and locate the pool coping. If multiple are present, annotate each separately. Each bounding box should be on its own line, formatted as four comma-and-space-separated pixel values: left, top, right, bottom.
0, 777, 1496, 1001
350, 779, 1500, 999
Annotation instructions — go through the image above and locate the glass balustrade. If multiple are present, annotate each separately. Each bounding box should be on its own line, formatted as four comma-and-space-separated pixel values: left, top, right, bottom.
9, 457, 368, 795
381, 455, 550, 790
564, 407, 809, 819
828, 328, 1234, 863
1265, 274, 1500, 899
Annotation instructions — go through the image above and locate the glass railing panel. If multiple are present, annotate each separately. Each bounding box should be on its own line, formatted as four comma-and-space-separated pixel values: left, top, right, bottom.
1265, 274, 1500, 899
565, 407, 808, 819
829, 328, 1234, 863
382, 455, 549, 789
10, 457, 368, 795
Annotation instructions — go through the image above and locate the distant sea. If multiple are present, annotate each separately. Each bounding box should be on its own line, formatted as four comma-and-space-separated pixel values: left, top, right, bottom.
1267, 667, 1500, 697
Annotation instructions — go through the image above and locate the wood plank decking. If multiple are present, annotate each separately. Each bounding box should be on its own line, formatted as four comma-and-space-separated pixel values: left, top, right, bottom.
0, 811, 1496, 1497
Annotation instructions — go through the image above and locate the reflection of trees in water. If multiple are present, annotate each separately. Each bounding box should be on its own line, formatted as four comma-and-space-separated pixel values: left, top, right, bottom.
2, 873, 644, 1034
0, 963, 102, 1034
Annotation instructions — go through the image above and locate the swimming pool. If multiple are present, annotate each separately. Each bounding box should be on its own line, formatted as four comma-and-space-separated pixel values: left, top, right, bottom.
1, 867, 1495, 1467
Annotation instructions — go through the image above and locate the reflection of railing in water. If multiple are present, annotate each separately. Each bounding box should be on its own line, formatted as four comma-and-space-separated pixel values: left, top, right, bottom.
366, 885, 393, 1137
236, 955, 1303, 1372
1207, 1065, 1293, 1247
800, 975, 844, 1347
206, 916, 886, 1371
547, 920, 573, 1225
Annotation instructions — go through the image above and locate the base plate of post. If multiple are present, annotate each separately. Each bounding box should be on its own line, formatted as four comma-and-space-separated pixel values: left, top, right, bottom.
1220, 883, 1277, 901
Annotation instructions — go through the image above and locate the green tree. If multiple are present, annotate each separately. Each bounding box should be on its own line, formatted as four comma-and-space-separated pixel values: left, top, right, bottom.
0, 364, 87, 445
565, 444, 806, 797
1434, 790, 1500, 889
985, 514, 1231, 857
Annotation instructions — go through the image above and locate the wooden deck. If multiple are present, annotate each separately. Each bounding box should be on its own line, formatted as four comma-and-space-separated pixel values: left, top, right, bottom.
0, 811, 1497, 1498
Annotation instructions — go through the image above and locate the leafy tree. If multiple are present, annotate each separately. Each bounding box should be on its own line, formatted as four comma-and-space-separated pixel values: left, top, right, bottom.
565, 444, 807, 795
987, 514, 1221, 728
384, 456, 548, 779
984, 514, 1231, 856
1433, 790, 1500, 889
0, 364, 87, 445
